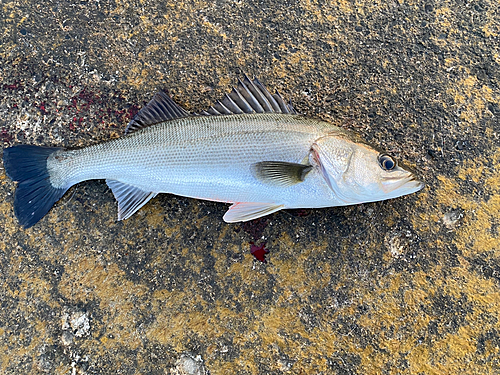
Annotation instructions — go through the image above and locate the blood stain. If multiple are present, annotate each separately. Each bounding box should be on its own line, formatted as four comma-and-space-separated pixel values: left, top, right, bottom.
250, 242, 269, 263
1, 128, 13, 142
39, 102, 48, 115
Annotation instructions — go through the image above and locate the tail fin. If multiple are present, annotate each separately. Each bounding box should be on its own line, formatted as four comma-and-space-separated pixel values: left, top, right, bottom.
3, 145, 69, 228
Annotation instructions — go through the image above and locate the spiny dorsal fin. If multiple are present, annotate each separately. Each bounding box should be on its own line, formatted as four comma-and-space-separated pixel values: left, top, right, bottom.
251, 161, 312, 187
201, 75, 297, 116
125, 91, 190, 134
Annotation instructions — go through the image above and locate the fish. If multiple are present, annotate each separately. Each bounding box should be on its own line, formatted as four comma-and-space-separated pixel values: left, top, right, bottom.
2, 75, 424, 228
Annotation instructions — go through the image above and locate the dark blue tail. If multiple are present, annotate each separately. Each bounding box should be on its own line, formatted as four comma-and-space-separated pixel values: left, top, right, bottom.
3, 145, 69, 228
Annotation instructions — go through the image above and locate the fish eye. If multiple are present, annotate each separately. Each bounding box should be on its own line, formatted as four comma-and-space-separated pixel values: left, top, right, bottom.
378, 154, 396, 171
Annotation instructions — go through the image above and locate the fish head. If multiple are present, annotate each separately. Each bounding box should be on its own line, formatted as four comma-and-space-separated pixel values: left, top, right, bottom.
311, 132, 424, 204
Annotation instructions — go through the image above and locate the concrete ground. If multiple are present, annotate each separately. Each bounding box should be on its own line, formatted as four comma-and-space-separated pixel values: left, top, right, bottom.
0, 0, 499, 373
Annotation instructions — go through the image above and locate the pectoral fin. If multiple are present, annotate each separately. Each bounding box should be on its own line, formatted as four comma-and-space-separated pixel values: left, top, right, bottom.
223, 202, 284, 222
106, 180, 157, 221
251, 161, 312, 187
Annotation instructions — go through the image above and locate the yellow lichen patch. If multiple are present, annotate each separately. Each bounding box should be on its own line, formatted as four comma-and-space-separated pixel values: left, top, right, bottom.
433, 175, 474, 210
146, 300, 229, 352
494, 52, 500, 66
450, 263, 500, 312
445, 73, 500, 125
414, 161, 497, 248
323, 261, 500, 374
202, 18, 227, 39
336, 0, 355, 14
248, 307, 330, 373
402, 143, 500, 373
458, 157, 488, 184
182, 248, 206, 275
433, 148, 500, 257
407, 272, 499, 373
0, 203, 17, 239
59, 257, 148, 349
0, 314, 56, 373
213, 253, 254, 283
271, 240, 331, 299
433, 6, 455, 29
413, 191, 443, 233
457, 199, 500, 256
482, 21, 499, 38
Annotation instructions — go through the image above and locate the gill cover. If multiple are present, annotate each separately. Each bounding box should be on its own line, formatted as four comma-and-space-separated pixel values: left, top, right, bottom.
310, 134, 355, 203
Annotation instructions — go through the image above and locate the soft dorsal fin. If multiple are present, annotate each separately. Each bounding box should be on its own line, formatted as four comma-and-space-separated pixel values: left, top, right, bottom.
201, 75, 297, 116
125, 91, 190, 134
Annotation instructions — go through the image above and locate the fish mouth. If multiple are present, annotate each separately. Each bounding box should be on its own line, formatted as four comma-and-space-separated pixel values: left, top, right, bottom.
381, 174, 424, 195
403, 177, 425, 192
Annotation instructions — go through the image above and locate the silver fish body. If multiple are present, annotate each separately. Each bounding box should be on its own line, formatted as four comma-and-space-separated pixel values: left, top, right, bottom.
49, 114, 337, 207
3, 75, 423, 227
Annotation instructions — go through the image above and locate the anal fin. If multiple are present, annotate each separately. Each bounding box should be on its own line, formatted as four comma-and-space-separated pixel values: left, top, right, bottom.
223, 202, 284, 223
106, 180, 157, 221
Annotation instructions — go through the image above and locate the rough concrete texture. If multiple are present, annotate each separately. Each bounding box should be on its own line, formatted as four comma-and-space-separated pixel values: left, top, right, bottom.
1, 0, 499, 374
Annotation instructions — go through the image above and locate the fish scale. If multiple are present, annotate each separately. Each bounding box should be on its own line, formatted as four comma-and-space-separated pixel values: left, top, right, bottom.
48, 114, 334, 205
3, 75, 423, 228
